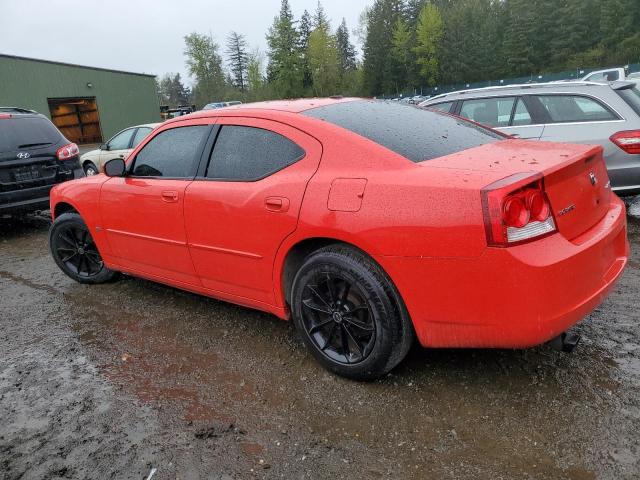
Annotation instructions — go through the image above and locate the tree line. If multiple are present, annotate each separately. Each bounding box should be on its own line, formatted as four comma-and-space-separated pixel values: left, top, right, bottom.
157, 0, 640, 107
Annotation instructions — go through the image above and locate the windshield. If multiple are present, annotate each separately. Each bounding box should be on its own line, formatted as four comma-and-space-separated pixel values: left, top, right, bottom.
0, 116, 62, 153
302, 100, 503, 162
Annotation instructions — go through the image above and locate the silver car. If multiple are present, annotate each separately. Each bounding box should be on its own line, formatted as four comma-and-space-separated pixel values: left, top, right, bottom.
80, 123, 160, 175
420, 81, 640, 195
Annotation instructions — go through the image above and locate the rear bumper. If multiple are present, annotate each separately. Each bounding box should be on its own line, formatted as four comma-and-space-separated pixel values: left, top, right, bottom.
0, 185, 54, 213
377, 196, 630, 348
0, 162, 83, 213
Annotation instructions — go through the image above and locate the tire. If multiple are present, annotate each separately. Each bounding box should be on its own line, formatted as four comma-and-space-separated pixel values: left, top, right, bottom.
49, 212, 117, 284
291, 245, 414, 381
83, 162, 98, 176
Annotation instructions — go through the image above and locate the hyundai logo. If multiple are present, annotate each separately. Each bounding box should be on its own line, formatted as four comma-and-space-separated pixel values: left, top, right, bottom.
17, 152, 30, 159
589, 172, 597, 186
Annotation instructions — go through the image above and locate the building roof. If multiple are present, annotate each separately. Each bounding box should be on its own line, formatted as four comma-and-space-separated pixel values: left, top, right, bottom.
0, 53, 156, 78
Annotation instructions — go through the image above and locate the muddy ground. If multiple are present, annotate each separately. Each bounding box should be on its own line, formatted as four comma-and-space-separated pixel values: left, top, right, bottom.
0, 213, 639, 480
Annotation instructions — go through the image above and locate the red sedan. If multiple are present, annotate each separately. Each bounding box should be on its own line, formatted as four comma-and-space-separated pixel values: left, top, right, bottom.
48, 98, 629, 380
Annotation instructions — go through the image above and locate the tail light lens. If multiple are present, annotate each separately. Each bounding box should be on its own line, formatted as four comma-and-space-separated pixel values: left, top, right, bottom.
610, 130, 640, 154
481, 173, 557, 247
56, 143, 79, 160
0, 114, 11, 119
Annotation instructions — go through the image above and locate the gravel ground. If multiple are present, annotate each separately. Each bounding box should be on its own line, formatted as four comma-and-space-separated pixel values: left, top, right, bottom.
0, 212, 639, 480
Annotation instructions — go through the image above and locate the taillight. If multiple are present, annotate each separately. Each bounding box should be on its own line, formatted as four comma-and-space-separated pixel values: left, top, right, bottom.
56, 143, 79, 160
0, 114, 11, 119
610, 130, 640, 154
481, 173, 557, 247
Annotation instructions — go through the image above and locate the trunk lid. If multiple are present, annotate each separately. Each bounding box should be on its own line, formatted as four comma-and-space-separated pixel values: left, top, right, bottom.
424, 139, 611, 241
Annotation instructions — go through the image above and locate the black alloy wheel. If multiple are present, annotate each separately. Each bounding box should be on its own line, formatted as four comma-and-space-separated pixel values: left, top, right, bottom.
301, 272, 376, 365
291, 245, 414, 380
49, 212, 116, 284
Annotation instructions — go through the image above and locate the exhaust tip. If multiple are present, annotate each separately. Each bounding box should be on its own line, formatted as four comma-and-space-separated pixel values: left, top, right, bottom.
548, 332, 581, 353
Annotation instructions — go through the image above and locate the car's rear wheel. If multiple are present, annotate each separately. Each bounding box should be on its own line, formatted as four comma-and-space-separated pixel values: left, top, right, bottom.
83, 162, 98, 176
291, 245, 413, 380
49, 212, 116, 284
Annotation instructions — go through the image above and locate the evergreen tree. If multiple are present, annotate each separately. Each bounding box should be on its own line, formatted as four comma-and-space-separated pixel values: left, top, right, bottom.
299, 9, 314, 89
308, 27, 340, 96
226, 31, 248, 91
414, 3, 443, 86
313, 1, 330, 31
391, 17, 413, 91
266, 0, 303, 97
336, 18, 357, 74
184, 32, 226, 107
501, 0, 535, 76
362, 0, 405, 95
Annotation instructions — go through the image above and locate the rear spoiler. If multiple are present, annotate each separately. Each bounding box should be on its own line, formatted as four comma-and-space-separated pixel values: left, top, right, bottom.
610, 81, 637, 91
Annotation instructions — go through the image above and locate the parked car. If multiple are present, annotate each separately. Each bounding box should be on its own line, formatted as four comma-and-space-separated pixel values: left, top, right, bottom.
581, 67, 627, 82
203, 101, 243, 110
0, 107, 82, 215
79, 123, 160, 175
421, 81, 640, 195
48, 98, 628, 380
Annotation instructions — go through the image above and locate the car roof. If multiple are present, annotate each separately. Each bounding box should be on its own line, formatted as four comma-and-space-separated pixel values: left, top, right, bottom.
193, 97, 360, 116
423, 81, 614, 103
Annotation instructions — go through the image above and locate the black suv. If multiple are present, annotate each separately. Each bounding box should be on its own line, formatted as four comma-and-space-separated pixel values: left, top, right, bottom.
0, 108, 83, 215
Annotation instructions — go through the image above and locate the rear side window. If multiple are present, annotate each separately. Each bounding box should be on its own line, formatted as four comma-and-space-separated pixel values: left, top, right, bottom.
616, 86, 640, 116
303, 100, 502, 163
0, 116, 62, 153
207, 126, 305, 181
427, 102, 454, 113
131, 126, 209, 178
535, 95, 618, 123
459, 97, 515, 128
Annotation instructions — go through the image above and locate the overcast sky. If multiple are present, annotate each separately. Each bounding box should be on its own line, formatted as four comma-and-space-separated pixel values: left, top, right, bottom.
1, 0, 370, 84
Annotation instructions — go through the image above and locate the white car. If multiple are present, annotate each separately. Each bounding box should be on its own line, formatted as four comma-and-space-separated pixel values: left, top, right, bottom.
80, 123, 160, 175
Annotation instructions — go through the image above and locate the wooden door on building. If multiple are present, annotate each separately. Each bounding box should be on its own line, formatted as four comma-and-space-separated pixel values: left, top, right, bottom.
48, 97, 103, 145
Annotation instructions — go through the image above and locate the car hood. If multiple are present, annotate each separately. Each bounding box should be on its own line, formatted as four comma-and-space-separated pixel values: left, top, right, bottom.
80, 149, 101, 160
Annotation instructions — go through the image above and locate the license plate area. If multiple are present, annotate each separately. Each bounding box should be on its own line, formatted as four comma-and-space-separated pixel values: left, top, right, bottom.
10, 164, 55, 183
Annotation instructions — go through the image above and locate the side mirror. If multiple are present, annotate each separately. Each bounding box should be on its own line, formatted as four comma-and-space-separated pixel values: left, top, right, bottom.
100, 143, 109, 151
104, 158, 126, 177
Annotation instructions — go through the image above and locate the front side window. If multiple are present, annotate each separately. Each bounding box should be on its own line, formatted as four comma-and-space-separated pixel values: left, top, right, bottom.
535, 95, 618, 123
207, 125, 305, 181
459, 97, 516, 128
427, 102, 454, 113
131, 125, 209, 178
108, 128, 135, 150
132, 127, 152, 148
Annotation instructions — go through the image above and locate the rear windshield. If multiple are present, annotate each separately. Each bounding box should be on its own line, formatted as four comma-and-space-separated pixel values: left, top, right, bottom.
302, 100, 503, 162
0, 116, 62, 153
616, 86, 640, 117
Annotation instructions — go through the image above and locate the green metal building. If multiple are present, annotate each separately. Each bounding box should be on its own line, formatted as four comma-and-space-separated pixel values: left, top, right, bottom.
0, 54, 160, 144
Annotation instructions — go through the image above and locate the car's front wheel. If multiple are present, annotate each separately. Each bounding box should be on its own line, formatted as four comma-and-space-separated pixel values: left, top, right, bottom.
49, 212, 116, 284
83, 161, 98, 176
291, 245, 413, 381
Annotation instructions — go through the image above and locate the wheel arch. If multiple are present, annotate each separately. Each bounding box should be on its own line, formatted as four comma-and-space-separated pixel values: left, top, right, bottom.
53, 201, 80, 219
276, 235, 409, 320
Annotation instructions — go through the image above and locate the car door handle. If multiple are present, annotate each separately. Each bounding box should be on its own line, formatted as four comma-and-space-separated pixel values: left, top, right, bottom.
265, 196, 290, 212
161, 190, 179, 202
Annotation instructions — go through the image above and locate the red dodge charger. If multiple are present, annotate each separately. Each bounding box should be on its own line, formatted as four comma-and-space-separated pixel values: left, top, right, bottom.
48, 98, 629, 380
